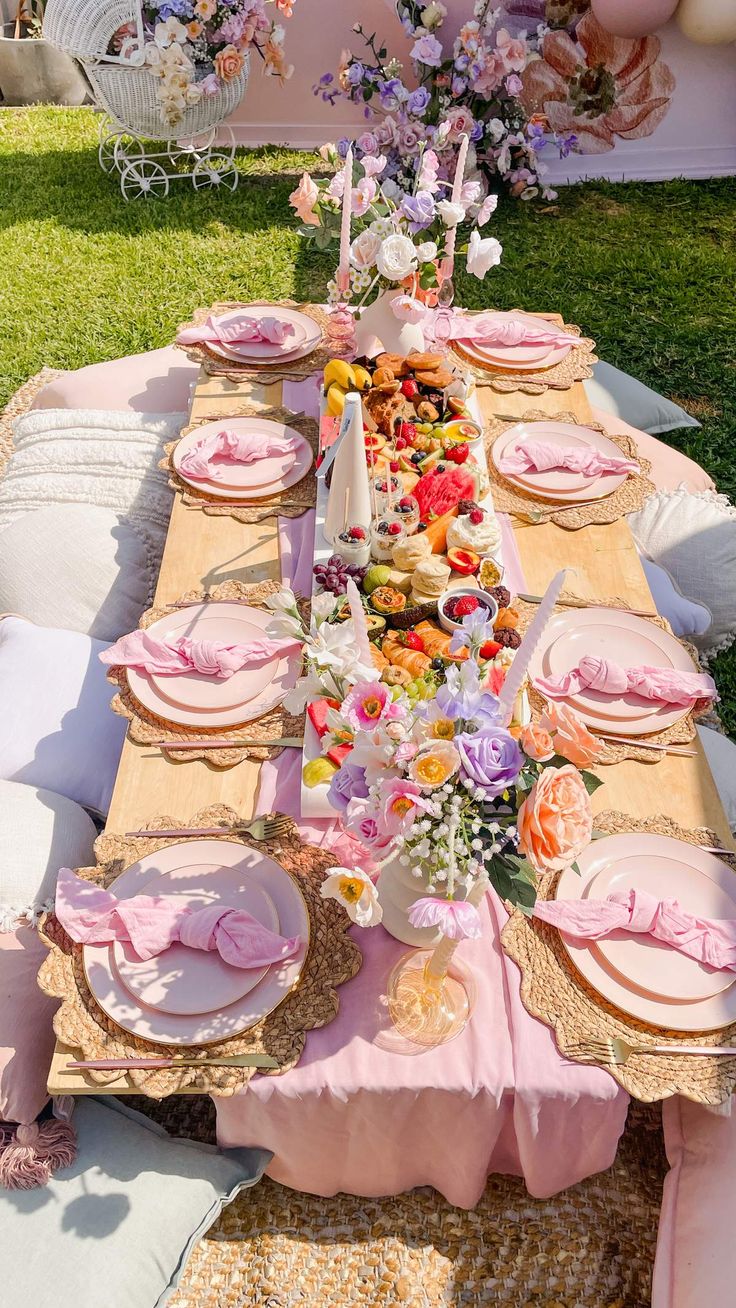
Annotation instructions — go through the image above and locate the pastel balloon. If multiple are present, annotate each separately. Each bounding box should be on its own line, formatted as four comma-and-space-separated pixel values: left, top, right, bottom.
591, 0, 679, 38
676, 0, 736, 43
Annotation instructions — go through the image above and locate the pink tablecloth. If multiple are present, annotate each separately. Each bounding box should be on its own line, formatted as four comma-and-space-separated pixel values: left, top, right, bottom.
214, 475, 630, 1207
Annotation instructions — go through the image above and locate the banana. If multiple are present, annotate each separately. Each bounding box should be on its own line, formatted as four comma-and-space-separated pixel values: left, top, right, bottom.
351, 364, 373, 392
323, 359, 356, 391
326, 383, 347, 417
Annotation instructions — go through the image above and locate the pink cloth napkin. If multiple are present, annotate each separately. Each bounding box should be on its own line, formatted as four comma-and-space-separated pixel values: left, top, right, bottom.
498, 440, 640, 479
452, 314, 579, 349
55, 866, 300, 969
534, 655, 716, 708
100, 629, 299, 678
179, 427, 300, 481
534, 888, 736, 972
177, 313, 296, 348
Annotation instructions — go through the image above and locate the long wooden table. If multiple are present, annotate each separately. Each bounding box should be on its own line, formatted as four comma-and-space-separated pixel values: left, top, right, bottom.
48, 356, 734, 1095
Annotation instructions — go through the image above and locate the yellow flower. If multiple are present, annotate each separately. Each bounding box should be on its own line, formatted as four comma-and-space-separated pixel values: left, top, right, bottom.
429, 717, 455, 740
409, 741, 460, 791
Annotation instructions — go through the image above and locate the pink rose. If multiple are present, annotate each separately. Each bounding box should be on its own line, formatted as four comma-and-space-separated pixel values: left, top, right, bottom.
351, 176, 377, 217
374, 116, 398, 149
398, 124, 422, 154
517, 765, 593, 875
289, 171, 320, 226
357, 131, 378, 155
199, 72, 220, 97
391, 294, 426, 325
446, 106, 475, 142
495, 28, 528, 74
540, 702, 603, 770
520, 722, 555, 764
214, 44, 245, 82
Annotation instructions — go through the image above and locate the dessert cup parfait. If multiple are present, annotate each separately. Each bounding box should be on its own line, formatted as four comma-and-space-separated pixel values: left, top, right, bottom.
371, 518, 406, 563
372, 473, 403, 515
390, 495, 420, 535
332, 524, 371, 568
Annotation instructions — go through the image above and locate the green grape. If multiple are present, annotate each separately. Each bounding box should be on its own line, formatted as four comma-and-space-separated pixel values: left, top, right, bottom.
390, 684, 404, 702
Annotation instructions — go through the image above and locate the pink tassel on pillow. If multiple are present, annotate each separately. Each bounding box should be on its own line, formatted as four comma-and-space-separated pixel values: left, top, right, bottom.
0, 1119, 77, 1190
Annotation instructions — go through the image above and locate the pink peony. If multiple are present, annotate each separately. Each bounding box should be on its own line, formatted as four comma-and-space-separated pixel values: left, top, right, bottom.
380, 778, 430, 834
407, 896, 483, 940
391, 294, 426, 325
341, 679, 403, 731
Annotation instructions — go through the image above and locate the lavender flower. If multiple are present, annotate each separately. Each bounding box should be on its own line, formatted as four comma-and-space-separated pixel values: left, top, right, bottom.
400, 189, 436, 233
456, 726, 524, 800
327, 762, 370, 813
411, 32, 443, 67
407, 86, 431, 115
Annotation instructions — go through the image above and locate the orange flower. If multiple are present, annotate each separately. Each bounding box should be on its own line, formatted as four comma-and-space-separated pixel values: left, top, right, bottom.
186, 20, 203, 39
541, 702, 603, 769
520, 11, 675, 154
289, 172, 320, 226
409, 741, 460, 791
214, 43, 245, 82
520, 721, 555, 763
517, 765, 592, 875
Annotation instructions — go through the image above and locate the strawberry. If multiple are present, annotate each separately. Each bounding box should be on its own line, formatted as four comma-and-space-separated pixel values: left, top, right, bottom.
401, 379, 419, 399
399, 421, 418, 442
469, 509, 485, 525
401, 630, 425, 652
446, 444, 469, 465
480, 639, 502, 660
453, 595, 481, 617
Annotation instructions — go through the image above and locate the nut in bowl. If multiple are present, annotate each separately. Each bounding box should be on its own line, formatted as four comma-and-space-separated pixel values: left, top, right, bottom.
438, 588, 499, 634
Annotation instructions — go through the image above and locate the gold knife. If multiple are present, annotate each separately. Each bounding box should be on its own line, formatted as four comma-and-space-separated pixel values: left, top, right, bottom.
517, 592, 658, 619
65, 1053, 279, 1071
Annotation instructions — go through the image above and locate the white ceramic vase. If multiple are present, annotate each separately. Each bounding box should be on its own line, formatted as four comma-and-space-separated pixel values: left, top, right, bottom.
353, 289, 425, 360
377, 856, 446, 946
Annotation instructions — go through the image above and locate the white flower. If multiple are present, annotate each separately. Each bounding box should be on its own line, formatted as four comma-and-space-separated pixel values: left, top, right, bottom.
466, 229, 503, 279
422, 0, 447, 28
155, 17, 188, 48
265, 587, 299, 615
487, 118, 507, 144
376, 233, 417, 282
437, 199, 466, 228
311, 592, 337, 624
321, 867, 383, 927
350, 229, 382, 270
415, 240, 438, 262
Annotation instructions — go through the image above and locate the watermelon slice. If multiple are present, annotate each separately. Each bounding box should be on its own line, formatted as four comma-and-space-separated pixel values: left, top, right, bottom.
326, 742, 353, 767
307, 697, 341, 738
414, 466, 477, 521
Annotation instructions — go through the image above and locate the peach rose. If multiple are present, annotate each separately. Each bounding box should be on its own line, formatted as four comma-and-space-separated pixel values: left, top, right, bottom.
289, 172, 320, 226
520, 722, 555, 763
214, 43, 245, 82
517, 765, 592, 875
541, 702, 603, 770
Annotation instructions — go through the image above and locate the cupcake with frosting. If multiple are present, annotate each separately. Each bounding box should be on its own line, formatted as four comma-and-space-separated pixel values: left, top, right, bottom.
446, 504, 502, 557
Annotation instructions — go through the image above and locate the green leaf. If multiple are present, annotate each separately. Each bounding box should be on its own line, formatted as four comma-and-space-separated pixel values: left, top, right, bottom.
581, 770, 604, 796
314, 226, 334, 252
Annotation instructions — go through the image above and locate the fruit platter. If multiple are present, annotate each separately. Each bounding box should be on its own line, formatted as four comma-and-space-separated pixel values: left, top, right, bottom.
300, 348, 527, 818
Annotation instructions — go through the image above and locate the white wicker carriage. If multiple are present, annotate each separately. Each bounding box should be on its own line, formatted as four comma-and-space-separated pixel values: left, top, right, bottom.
43, 0, 247, 199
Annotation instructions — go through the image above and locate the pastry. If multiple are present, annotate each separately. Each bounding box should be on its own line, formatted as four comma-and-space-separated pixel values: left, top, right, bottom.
414, 620, 467, 663
415, 368, 455, 389
411, 557, 451, 601
381, 635, 431, 678
446, 506, 503, 556
392, 534, 432, 572
406, 351, 446, 372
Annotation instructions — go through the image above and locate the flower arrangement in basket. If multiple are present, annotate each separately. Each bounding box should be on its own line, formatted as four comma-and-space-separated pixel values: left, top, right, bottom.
111, 0, 296, 128
314, 0, 579, 202
265, 582, 605, 936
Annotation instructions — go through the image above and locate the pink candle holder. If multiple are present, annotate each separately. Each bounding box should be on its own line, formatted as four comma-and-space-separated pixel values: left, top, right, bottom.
326, 270, 357, 360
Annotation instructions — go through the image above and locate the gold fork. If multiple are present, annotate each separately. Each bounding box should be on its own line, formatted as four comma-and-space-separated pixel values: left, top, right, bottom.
124, 814, 294, 841
568, 1036, 736, 1066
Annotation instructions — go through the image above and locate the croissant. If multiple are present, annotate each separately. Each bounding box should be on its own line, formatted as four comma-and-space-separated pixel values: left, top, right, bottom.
414, 621, 467, 663
371, 643, 389, 673
381, 636, 431, 678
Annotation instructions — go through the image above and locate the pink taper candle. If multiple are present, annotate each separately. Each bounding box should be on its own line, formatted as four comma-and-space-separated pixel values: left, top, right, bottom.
444, 131, 469, 272
338, 144, 353, 293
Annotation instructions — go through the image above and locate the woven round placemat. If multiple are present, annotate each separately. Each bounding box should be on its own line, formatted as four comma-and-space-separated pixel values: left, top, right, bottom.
133, 1093, 663, 1308
175, 301, 332, 384
162, 407, 318, 522
515, 597, 703, 764
502, 810, 736, 1104
450, 316, 597, 393
37, 807, 362, 1099
485, 410, 654, 528
105, 579, 306, 766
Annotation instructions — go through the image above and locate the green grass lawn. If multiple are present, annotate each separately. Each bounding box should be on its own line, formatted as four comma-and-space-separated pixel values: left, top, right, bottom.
2, 106, 736, 723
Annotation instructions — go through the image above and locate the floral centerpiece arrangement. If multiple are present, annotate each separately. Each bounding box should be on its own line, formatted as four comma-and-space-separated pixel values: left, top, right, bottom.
266, 587, 604, 938
289, 132, 502, 314
314, 0, 579, 202
111, 0, 295, 127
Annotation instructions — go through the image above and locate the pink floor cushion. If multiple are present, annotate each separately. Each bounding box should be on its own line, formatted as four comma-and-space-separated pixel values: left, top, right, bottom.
590, 408, 714, 496
653, 1097, 736, 1308
32, 346, 198, 416
0, 927, 61, 1126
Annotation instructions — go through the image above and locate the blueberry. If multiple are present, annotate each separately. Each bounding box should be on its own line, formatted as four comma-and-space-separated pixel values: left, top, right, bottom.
436, 464, 445, 474
416, 521, 427, 532
431, 656, 445, 672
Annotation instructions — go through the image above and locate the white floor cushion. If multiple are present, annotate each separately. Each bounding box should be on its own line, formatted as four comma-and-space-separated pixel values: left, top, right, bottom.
0, 616, 127, 816
0, 505, 163, 642
0, 407, 180, 535
0, 780, 96, 928
0, 1097, 270, 1308
698, 727, 736, 833
584, 362, 701, 436
32, 345, 198, 416
628, 489, 736, 662
639, 556, 712, 643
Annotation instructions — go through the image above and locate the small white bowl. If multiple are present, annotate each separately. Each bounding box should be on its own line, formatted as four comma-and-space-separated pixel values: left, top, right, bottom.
437, 587, 499, 634
443, 417, 483, 447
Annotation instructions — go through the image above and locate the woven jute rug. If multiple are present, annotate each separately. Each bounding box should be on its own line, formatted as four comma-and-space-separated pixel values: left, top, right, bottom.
131, 1096, 665, 1308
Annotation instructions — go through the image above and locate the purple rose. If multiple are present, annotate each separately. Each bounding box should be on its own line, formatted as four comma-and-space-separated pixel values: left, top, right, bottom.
407, 86, 430, 116
400, 189, 436, 233
411, 32, 443, 68
506, 73, 523, 96
456, 727, 523, 800
327, 763, 369, 814
347, 62, 365, 86
357, 130, 378, 155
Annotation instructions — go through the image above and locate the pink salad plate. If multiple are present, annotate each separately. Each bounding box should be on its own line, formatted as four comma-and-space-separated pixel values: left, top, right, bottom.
206, 306, 322, 363
529, 607, 697, 735
126, 602, 301, 728
491, 421, 630, 502
459, 311, 573, 370
83, 839, 309, 1045
555, 833, 736, 1031
173, 418, 313, 499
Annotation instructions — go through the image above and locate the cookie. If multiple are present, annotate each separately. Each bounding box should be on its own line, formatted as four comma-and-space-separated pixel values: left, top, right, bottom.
376, 353, 410, 376
406, 351, 446, 372
415, 368, 455, 389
